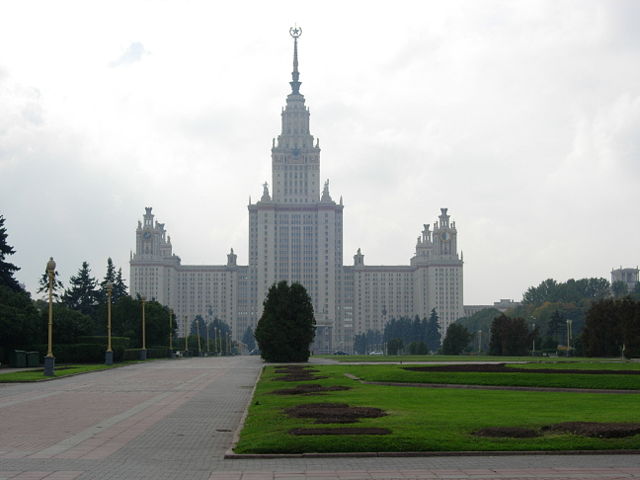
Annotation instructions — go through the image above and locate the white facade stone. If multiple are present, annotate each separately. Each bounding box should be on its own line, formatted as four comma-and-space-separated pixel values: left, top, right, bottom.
129, 32, 464, 352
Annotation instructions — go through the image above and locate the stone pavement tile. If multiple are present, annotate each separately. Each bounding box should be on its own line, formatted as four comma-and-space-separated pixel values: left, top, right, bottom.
208, 474, 242, 480
10, 473, 50, 480
42, 472, 83, 480
241, 473, 275, 480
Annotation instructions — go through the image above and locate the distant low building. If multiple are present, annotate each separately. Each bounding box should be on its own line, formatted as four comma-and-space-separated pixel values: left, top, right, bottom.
463, 299, 521, 318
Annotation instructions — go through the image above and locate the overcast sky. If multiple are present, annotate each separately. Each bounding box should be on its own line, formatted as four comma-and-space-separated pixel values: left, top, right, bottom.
1, 0, 638, 305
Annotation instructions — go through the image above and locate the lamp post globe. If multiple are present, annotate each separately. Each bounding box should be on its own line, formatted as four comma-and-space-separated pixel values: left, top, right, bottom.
44, 257, 56, 376
105, 280, 114, 365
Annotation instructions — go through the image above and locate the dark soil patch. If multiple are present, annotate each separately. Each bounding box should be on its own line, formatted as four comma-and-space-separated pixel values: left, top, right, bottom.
290, 427, 391, 435
271, 384, 351, 395
275, 374, 329, 382
543, 422, 640, 438
285, 402, 388, 424
274, 365, 328, 382
473, 427, 540, 438
404, 364, 640, 375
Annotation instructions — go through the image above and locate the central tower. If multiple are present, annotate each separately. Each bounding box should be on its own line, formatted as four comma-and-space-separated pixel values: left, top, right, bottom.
271, 26, 321, 204
248, 27, 345, 353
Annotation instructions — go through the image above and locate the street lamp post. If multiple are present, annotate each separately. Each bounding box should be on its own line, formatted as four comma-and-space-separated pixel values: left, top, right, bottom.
105, 281, 113, 365
566, 319, 573, 357
140, 296, 147, 360
196, 317, 202, 356
44, 257, 56, 376
478, 330, 482, 355
169, 308, 175, 358
531, 320, 536, 356
183, 316, 188, 356
205, 321, 209, 355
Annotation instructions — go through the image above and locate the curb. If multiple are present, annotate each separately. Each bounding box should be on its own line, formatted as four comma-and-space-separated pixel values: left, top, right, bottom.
225, 449, 640, 459
225, 365, 264, 458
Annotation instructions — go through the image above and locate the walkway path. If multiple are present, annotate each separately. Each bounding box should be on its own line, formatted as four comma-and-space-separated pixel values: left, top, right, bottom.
0, 356, 638, 480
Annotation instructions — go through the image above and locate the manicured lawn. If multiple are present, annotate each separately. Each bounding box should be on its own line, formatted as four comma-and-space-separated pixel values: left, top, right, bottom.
234, 365, 640, 454
0, 363, 135, 382
315, 354, 629, 363
346, 363, 640, 390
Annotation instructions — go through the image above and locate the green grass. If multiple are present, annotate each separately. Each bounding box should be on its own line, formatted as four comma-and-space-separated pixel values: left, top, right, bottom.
315, 354, 631, 363
0, 362, 137, 382
234, 365, 640, 454
347, 363, 640, 390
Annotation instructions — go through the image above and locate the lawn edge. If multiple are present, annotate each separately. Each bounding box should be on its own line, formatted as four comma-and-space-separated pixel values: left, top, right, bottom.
0, 359, 153, 383
225, 448, 640, 459
226, 364, 264, 457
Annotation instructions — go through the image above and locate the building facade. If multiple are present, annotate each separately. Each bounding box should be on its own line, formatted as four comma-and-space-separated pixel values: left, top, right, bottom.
611, 267, 639, 293
130, 30, 463, 353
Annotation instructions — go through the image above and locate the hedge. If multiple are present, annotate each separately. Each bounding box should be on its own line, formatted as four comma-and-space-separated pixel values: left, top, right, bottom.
30, 343, 125, 363
122, 347, 169, 361
76, 336, 130, 349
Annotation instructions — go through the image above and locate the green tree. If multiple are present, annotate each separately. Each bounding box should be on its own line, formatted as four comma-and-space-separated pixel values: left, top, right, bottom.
39, 304, 93, 344
254, 281, 315, 362
442, 323, 471, 354
425, 309, 441, 352
408, 341, 428, 354
612, 281, 629, 298
37, 267, 65, 301
62, 261, 99, 318
489, 314, 531, 355
456, 307, 502, 353
0, 285, 40, 361
387, 338, 403, 355
112, 267, 128, 302
97, 258, 117, 303
111, 296, 174, 348
582, 297, 640, 358
0, 215, 22, 292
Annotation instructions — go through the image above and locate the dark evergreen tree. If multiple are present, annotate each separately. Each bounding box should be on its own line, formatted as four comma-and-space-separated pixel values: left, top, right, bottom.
112, 268, 128, 302
37, 267, 65, 301
489, 314, 531, 355
241, 326, 256, 352
425, 309, 441, 352
97, 257, 117, 303
582, 297, 640, 358
62, 262, 99, 318
254, 281, 315, 362
0, 215, 22, 292
546, 310, 566, 346
387, 338, 403, 355
441, 323, 471, 354
0, 285, 40, 362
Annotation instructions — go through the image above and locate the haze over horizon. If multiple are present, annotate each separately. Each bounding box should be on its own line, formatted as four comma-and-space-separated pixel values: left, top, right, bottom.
1, 0, 638, 305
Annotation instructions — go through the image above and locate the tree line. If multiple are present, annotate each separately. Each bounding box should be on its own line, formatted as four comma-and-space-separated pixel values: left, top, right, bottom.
0, 215, 179, 363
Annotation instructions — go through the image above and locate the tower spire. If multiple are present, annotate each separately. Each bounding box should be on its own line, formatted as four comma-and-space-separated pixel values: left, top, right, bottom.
289, 26, 302, 94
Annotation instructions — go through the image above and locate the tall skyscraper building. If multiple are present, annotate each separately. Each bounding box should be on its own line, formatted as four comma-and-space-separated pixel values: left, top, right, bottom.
130, 28, 463, 353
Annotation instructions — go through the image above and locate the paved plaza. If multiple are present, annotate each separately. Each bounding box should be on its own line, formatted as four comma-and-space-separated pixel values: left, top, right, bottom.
0, 356, 638, 480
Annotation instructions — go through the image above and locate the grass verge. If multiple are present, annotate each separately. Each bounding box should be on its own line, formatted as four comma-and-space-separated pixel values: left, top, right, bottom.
0, 362, 138, 382
315, 354, 633, 363
234, 365, 640, 454
347, 363, 640, 390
